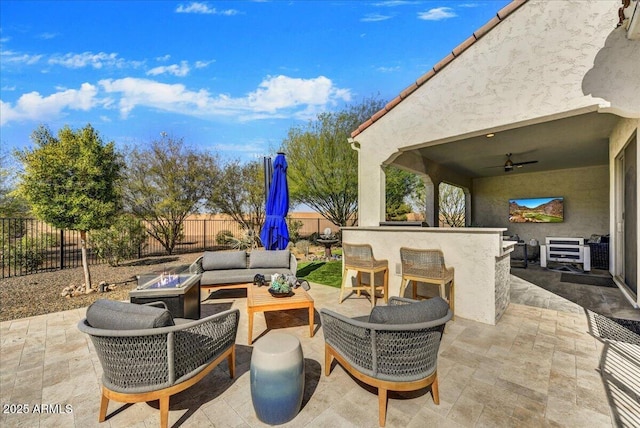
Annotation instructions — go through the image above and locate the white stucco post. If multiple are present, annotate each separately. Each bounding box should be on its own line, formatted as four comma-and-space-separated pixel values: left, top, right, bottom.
423, 176, 438, 227
351, 139, 386, 227
465, 189, 472, 227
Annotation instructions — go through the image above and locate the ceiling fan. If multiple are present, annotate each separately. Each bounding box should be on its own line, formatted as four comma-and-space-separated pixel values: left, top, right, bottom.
501, 153, 538, 172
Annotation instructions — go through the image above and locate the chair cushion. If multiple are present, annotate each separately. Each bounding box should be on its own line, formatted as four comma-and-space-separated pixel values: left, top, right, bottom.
249, 250, 290, 269
86, 299, 175, 330
369, 297, 449, 324
202, 251, 247, 271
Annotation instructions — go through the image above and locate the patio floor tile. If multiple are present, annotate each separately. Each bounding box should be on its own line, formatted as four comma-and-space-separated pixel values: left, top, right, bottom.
1, 275, 639, 427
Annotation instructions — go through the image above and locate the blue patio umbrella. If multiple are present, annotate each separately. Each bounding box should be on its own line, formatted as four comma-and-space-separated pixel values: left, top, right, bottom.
260, 153, 290, 250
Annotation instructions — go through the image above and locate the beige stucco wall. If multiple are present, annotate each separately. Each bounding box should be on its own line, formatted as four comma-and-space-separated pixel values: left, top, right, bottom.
472, 165, 610, 245
342, 227, 510, 325
352, 0, 639, 226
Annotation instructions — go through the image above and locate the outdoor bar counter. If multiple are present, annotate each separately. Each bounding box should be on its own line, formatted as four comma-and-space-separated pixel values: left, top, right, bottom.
342, 226, 514, 325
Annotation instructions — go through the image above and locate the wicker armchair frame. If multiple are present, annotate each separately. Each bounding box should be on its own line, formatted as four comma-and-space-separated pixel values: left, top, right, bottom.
78, 308, 240, 428
399, 247, 455, 316
320, 297, 452, 427
340, 243, 389, 307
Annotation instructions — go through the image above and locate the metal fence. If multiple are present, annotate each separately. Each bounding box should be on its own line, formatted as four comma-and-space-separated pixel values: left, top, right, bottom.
1, 216, 341, 279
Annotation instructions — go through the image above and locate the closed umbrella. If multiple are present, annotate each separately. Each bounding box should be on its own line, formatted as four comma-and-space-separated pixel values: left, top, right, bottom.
260, 153, 290, 250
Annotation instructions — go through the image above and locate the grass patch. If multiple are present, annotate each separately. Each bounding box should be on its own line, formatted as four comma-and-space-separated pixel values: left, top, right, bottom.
297, 261, 342, 288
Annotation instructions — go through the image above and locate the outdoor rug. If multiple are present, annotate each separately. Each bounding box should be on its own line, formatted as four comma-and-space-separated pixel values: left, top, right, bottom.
560, 272, 616, 288
587, 310, 640, 345
609, 317, 640, 337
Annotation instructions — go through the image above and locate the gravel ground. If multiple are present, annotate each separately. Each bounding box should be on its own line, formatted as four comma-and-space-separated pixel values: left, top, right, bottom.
0, 253, 200, 322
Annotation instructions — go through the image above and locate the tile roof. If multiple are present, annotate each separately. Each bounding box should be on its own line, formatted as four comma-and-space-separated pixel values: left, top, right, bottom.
350, 0, 528, 139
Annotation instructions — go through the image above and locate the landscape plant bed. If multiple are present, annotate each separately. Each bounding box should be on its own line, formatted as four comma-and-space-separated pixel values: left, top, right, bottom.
0, 253, 199, 322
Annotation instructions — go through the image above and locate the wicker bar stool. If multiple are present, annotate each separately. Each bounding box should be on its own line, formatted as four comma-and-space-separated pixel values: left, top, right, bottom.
399, 248, 455, 316
340, 243, 389, 307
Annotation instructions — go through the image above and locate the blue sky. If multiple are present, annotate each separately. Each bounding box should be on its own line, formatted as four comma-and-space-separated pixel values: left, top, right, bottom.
1, 0, 510, 162
510, 197, 563, 208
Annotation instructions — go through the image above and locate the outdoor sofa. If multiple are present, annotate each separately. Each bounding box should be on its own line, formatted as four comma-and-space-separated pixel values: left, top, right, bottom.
189, 249, 297, 295
78, 299, 239, 428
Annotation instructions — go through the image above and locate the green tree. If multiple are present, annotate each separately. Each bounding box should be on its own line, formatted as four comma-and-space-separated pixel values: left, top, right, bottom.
123, 134, 219, 255
206, 159, 265, 239
0, 150, 29, 217
384, 166, 422, 221
15, 124, 123, 291
282, 96, 386, 226
439, 183, 465, 227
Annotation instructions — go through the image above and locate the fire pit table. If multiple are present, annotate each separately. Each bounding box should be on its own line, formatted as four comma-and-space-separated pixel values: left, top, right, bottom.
129, 273, 202, 320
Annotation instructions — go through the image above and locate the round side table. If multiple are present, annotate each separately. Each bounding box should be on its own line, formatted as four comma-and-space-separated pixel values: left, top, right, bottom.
250, 332, 304, 425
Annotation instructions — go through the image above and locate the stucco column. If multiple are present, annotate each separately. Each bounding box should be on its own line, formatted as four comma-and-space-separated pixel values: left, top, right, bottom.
465, 188, 472, 227
423, 176, 439, 227
354, 143, 386, 227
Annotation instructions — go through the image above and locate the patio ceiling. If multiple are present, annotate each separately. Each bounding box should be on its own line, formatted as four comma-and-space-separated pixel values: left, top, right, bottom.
406, 111, 620, 178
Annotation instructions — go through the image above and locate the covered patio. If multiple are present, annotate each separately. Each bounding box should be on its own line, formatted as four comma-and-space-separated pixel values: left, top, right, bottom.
1, 280, 639, 427
345, 0, 639, 323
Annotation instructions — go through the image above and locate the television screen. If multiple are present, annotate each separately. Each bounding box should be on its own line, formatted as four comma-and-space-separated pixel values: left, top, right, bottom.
509, 197, 564, 223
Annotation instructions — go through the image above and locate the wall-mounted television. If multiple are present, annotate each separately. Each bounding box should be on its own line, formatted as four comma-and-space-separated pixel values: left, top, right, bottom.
509, 197, 564, 223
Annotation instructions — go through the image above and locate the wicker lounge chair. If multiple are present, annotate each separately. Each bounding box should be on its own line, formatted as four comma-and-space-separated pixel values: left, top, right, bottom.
340, 242, 389, 307
321, 296, 452, 427
78, 300, 239, 428
399, 248, 455, 316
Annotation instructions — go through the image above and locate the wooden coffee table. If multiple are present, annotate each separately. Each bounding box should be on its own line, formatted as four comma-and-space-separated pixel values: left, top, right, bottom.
247, 284, 315, 344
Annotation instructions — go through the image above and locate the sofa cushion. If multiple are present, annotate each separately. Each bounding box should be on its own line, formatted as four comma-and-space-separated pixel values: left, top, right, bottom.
249, 250, 290, 269
86, 299, 175, 330
200, 268, 294, 286
202, 251, 247, 271
368, 297, 449, 324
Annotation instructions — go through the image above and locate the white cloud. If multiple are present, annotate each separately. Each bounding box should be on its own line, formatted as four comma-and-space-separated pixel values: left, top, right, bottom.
175, 2, 239, 15
0, 83, 98, 125
156, 54, 171, 61
376, 66, 400, 73
246, 75, 351, 113
0, 75, 351, 126
459, 3, 479, 8
361, 13, 392, 22
195, 60, 215, 68
99, 78, 210, 118
418, 7, 457, 21
48, 52, 126, 69
147, 61, 191, 77
98, 75, 351, 120
1, 50, 43, 65
38, 32, 58, 40
373, 1, 418, 6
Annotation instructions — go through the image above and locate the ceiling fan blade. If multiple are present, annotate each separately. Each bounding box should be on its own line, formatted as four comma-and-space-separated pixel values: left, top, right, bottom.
513, 160, 538, 166
512, 161, 538, 168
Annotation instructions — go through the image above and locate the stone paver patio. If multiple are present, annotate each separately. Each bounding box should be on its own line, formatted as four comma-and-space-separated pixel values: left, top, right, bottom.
1, 277, 639, 427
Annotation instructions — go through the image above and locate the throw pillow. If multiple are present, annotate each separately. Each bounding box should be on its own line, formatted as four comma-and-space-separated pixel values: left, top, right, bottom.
86, 299, 175, 330
249, 250, 290, 269
202, 251, 247, 271
369, 297, 449, 324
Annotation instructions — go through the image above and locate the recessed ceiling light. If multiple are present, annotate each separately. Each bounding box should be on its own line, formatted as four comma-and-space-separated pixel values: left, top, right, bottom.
486, 133, 495, 138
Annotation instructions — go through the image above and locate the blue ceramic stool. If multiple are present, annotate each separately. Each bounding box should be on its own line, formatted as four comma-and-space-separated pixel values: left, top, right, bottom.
250, 332, 304, 425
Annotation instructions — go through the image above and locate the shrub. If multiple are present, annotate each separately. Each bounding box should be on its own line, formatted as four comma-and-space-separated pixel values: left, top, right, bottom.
90, 215, 148, 266
2, 234, 52, 271
227, 229, 260, 250
1, 218, 27, 240
216, 230, 234, 245
295, 239, 311, 257
286, 218, 303, 243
